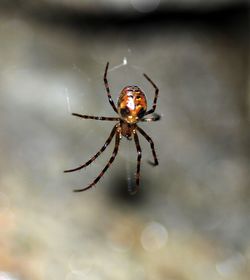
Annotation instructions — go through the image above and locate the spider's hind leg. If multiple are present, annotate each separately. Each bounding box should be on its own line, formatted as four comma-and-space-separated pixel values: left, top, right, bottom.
143, 73, 159, 116
104, 62, 118, 114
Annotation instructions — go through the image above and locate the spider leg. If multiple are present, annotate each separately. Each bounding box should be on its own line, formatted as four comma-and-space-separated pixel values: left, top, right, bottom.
74, 130, 120, 192
141, 113, 161, 122
143, 73, 159, 116
64, 124, 117, 173
104, 62, 118, 114
137, 126, 158, 166
131, 131, 142, 195
71, 113, 120, 121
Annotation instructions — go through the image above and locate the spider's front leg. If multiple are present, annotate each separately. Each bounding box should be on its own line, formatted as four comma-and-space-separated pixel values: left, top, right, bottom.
137, 126, 158, 166
64, 124, 117, 173
131, 130, 142, 195
74, 130, 121, 192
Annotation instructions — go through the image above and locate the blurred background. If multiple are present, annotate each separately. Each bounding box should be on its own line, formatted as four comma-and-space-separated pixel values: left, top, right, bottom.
0, 1, 249, 279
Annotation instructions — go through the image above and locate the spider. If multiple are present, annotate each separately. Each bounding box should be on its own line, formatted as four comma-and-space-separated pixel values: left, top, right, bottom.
64, 62, 160, 194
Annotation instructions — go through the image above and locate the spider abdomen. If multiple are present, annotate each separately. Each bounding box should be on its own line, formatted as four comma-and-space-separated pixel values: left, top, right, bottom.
117, 86, 147, 124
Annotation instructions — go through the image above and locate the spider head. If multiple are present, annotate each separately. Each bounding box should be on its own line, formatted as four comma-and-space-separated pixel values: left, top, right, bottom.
117, 86, 147, 124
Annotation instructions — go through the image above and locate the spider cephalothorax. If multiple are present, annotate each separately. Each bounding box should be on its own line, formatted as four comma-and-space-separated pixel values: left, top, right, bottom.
64, 62, 160, 194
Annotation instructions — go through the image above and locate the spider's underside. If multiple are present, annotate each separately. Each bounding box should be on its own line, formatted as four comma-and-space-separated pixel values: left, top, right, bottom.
64, 62, 160, 194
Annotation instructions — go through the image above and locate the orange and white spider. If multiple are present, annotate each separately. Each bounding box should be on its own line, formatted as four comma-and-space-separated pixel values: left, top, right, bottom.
64, 62, 160, 194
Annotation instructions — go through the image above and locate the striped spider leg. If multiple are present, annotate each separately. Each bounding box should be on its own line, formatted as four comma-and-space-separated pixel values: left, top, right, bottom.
64, 62, 160, 194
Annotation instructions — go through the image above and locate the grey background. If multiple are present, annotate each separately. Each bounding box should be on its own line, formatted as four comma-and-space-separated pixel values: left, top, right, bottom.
0, 1, 249, 280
